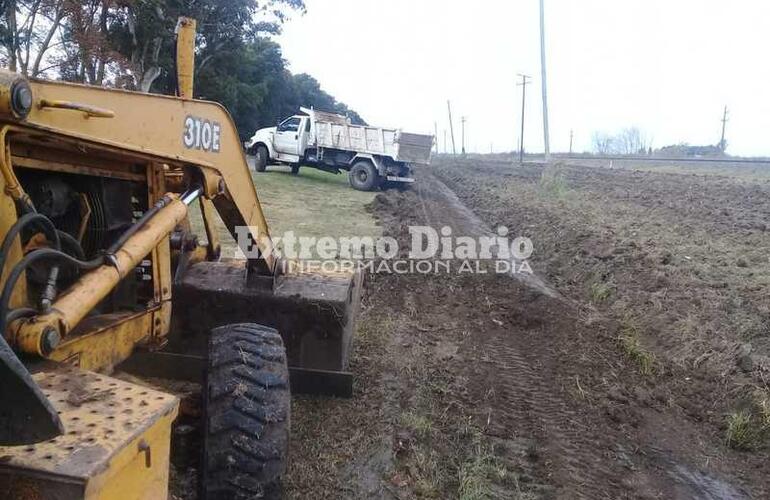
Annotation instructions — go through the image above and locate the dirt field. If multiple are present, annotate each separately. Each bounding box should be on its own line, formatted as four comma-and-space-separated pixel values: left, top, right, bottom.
176, 157, 770, 499
283, 157, 770, 499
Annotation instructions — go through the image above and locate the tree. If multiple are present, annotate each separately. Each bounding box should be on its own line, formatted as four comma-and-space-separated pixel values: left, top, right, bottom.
1, 0, 67, 77
0, 0, 365, 140
592, 131, 615, 155
196, 36, 286, 139
120, 0, 307, 92
58, 0, 126, 86
195, 38, 364, 141
592, 127, 650, 155
291, 73, 365, 124
1, 0, 306, 88
617, 127, 649, 155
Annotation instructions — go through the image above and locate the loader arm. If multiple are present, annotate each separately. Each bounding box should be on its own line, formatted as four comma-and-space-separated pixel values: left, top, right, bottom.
13, 77, 276, 274
0, 69, 278, 444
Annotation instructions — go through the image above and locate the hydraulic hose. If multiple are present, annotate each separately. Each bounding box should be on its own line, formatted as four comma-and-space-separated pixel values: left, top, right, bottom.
0, 212, 60, 271
5, 307, 36, 324
106, 194, 174, 255
56, 230, 86, 261
3, 188, 202, 354
0, 249, 104, 348
0, 212, 64, 314
40, 232, 86, 312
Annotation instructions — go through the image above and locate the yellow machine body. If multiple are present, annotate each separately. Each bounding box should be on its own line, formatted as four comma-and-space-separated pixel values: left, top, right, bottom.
0, 367, 179, 500
0, 72, 277, 364
0, 17, 360, 499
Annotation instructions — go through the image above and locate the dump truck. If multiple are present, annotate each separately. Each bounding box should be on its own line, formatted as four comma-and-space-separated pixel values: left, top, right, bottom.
245, 107, 435, 191
0, 18, 360, 500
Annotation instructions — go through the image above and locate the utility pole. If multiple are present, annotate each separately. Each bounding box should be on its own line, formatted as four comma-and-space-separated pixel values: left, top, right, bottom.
517, 74, 531, 164
539, 0, 551, 162
447, 100, 457, 155
434, 122, 439, 154
720, 106, 729, 153
461, 116, 467, 155
569, 129, 574, 154
443, 129, 447, 154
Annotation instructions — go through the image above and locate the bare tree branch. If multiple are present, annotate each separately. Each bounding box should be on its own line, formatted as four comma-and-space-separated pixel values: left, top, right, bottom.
31, 1, 63, 77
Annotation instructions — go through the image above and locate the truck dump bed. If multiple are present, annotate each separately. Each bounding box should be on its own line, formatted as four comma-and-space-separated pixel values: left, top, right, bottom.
306, 108, 433, 165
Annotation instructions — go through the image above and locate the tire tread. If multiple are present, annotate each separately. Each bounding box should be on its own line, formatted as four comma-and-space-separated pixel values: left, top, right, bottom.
201, 324, 290, 500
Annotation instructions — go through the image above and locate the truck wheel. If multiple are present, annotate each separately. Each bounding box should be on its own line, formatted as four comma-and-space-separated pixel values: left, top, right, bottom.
290, 164, 300, 176
349, 161, 380, 191
254, 146, 269, 172
201, 324, 290, 500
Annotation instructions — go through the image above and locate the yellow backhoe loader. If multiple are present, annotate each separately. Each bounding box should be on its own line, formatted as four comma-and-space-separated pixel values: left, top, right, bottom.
0, 18, 361, 499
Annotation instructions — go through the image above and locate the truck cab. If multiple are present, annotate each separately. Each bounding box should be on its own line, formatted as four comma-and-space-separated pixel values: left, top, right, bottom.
247, 114, 312, 168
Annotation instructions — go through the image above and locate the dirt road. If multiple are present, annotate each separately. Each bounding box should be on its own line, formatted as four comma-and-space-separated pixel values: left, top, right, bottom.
286, 158, 770, 499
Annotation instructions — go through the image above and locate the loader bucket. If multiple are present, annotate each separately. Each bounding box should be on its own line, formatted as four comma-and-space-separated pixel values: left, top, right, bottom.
121, 260, 362, 397
0, 339, 63, 445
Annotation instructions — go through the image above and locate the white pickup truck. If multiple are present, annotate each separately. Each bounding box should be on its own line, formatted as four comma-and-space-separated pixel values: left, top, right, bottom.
245, 107, 434, 191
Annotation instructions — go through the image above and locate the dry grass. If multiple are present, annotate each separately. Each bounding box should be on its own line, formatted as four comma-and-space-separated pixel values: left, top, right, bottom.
619, 321, 656, 376
589, 281, 613, 304
401, 412, 434, 438
725, 390, 770, 451
726, 411, 759, 450
538, 163, 570, 198
457, 444, 508, 500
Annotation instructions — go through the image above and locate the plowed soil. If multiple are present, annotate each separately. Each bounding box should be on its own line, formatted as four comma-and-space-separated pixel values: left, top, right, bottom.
285, 157, 770, 499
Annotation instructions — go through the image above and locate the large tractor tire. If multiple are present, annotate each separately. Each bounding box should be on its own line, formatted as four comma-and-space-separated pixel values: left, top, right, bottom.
348, 161, 380, 191
254, 145, 269, 172
201, 324, 290, 500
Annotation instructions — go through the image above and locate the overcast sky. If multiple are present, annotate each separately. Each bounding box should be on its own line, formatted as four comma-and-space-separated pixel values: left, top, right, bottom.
277, 1, 769, 156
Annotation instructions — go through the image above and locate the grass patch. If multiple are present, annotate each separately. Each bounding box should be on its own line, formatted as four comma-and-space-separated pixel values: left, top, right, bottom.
538, 163, 570, 198
189, 160, 381, 259
254, 165, 380, 241
590, 281, 613, 303
618, 321, 656, 376
401, 412, 434, 438
725, 411, 760, 450
458, 445, 508, 500
725, 391, 770, 450
412, 449, 442, 497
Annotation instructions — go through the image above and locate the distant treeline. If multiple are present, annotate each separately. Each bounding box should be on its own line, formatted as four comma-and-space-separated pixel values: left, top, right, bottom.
0, 0, 364, 139
591, 127, 727, 157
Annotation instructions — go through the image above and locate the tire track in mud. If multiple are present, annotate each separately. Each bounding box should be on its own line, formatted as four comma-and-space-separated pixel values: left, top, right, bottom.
413, 171, 560, 299
411, 171, 628, 498
481, 332, 627, 499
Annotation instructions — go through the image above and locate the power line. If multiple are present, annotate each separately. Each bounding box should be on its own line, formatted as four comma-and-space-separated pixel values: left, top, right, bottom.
517, 74, 532, 164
